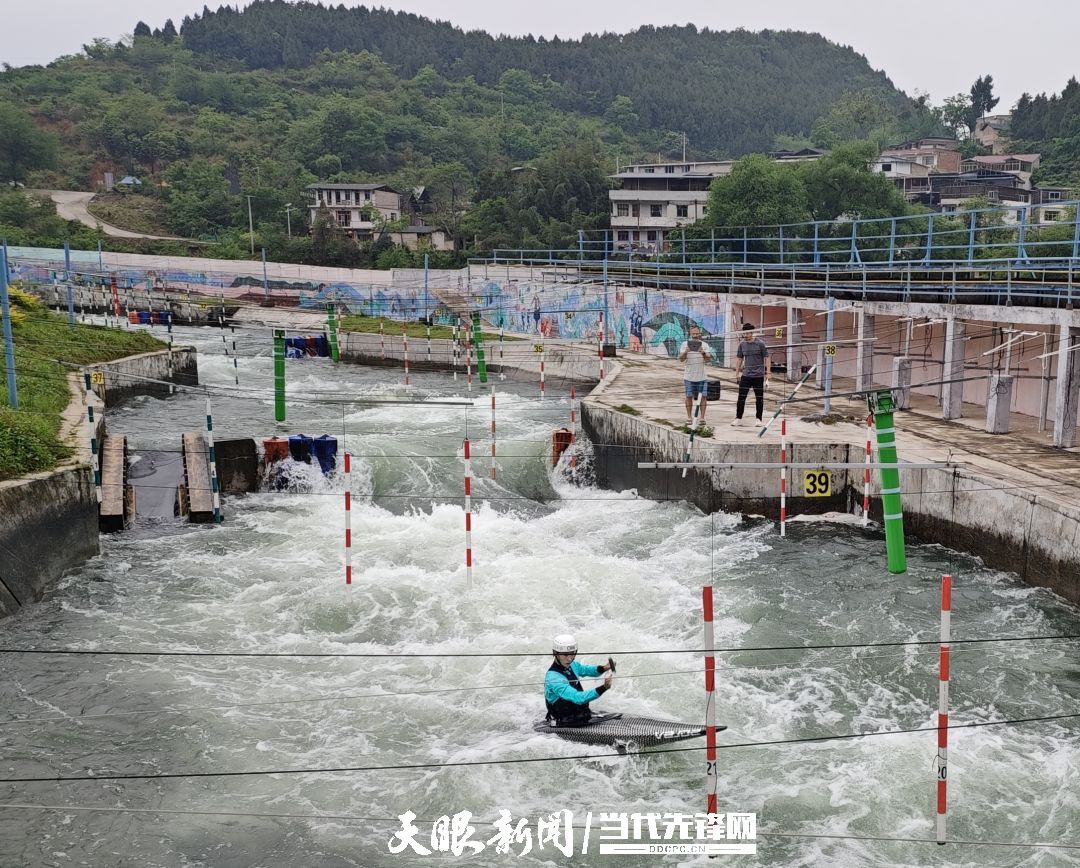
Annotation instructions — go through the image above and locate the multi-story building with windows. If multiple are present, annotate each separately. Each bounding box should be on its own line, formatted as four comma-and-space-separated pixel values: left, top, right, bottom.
305, 183, 453, 250
609, 151, 825, 252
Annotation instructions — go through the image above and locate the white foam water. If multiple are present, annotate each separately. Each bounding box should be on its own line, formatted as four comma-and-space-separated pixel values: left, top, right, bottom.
0, 322, 1076, 866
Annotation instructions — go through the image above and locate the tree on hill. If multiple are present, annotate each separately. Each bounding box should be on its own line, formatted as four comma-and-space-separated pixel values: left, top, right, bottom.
704, 155, 808, 229
0, 105, 58, 184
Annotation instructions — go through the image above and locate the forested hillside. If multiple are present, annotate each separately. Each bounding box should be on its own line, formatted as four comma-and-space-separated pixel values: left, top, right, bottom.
0, 4, 944, 265
178, 2, 916, 156
1010, 77, 1080, 187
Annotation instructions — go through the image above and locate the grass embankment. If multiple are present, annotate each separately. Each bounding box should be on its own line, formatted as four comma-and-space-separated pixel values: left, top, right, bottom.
0, 288, 164, 481
338, 315, 510, 342
85, 192, 172, 235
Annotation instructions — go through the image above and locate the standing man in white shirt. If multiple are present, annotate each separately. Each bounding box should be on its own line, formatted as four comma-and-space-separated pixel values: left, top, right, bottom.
678, 325, 715, 426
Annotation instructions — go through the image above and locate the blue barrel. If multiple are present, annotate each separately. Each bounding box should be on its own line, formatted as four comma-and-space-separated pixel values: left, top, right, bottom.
288, 434, 313, 464
316, 335, 330, 357
312, 434, 338, 473
138, 311, 152, 324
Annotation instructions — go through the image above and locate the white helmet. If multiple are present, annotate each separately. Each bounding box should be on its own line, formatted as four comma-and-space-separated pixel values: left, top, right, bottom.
552, 634, 577, 654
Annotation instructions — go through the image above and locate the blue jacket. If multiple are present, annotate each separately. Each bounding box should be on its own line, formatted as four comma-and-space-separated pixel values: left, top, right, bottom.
545, 660, 606, 724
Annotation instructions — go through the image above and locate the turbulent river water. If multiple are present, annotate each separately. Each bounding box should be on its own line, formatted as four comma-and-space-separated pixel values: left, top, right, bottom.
1, 322, 1078, 868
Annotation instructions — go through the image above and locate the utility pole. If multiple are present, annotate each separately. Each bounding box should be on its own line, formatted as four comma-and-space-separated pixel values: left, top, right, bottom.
682, 132, 687, 162
246, 195, 255, 256
284, 203, 294, 238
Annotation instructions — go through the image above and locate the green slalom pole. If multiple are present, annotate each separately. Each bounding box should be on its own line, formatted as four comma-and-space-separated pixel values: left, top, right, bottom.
472, 312, 488, 383
870, 389, 906, 574
327, 303, 340, 363
273, 329, 286, 423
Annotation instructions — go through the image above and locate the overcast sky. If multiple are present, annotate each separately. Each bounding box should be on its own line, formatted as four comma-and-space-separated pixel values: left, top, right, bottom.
4, 0, 1077, 109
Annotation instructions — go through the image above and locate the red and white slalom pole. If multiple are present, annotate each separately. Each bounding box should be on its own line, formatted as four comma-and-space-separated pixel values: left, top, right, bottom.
703, 586, 718, 818
453, 319, 460, 381
379, 318, 385, 361
780, 413, 788, 537
402, 327, 410, 386
597, 312, 606, 382
110, 274, 122, 321
863, 414, 873, 526
569, 384, 577, 470
490, 386, 497, 480
344, 452, 353, 585
463, 438, 473, 587
937, 573, 952, 845
539, 345, 546, 400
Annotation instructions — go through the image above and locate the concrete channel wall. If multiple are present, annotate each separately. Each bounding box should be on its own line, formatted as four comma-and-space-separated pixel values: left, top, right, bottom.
0, 468, 99, 618
0, 350, 200, 619
582, 403, 1080, 605
339, 332, 604, 386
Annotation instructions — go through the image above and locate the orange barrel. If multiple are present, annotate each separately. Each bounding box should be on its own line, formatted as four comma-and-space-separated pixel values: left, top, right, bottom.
127, 311, 140, 324
263, 437, 289, 464
551, 427, 573, 467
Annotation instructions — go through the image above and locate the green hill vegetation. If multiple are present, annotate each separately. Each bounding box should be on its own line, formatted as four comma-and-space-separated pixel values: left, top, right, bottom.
1010, 77, 1080, 188
0, 4, 949, 265
0, 289, 164, 480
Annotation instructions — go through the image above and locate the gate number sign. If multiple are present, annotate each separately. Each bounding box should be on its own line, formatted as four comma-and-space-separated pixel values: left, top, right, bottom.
804, 469, 832, 497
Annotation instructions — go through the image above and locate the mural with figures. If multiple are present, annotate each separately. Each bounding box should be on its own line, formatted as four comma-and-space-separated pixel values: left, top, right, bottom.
5, 246, 725, 358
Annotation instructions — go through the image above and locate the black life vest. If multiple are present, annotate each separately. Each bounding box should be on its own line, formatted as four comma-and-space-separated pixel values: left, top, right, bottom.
546, 661, 593, 726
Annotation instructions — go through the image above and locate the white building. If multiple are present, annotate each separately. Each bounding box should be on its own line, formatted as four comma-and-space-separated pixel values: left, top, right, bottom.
305, 183, 453, 251
609, 161, 734, 252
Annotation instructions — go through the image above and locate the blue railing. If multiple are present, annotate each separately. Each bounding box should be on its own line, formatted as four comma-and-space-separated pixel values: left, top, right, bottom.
488, 200, 1080, 268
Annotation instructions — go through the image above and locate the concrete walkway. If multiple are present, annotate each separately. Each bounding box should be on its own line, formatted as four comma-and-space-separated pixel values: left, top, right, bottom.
588, 349, 1080, 513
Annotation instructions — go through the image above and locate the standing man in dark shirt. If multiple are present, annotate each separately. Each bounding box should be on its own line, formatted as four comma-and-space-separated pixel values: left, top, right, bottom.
732, 323, 770, 426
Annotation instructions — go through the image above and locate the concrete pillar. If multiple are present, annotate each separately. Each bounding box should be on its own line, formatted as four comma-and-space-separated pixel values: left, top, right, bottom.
855, 312, 875, 393
892, 357, 911, 409
942, 317, 966, 420
786, 302, 802, 382
986, 374, 1013, 433
1053, 324, 1080, 448
722, 298, 736, 368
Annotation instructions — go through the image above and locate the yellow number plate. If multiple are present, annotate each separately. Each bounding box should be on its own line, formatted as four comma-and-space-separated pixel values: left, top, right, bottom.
824, 344, 837, 356
803, 469, 832, 498
533, 344, 545, 354
90, 371, 105, 385
774, 327, 783, 339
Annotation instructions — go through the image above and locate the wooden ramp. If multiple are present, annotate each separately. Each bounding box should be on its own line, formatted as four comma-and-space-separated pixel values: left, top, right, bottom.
179, 432, 214, 523
99, 435, 130, 533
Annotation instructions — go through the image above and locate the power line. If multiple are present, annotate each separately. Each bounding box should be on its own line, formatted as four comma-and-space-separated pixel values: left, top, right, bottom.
1, 632, 1076, 659
0, 712, 1075, 784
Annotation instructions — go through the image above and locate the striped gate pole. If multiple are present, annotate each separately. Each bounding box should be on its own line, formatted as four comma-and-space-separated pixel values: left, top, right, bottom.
870, 389, 906, 573
703, 586, 718, 818
598, 311, 605, 381
426, 324, 432, 365
499, 327, 504, 367
466, 337, 473, 393
569, 384, 577, 470
327, 303, 340, 363
402, 327, 410, 386
379, 318, 385, 361
463, 437, 473, 588
273, 329, 286, 423
205, 393, 222, 523
344, 453, 353, 585
539, 345, 546, 399
453, 318, 459, 381
780, 413, 788, 537
110, 274, 121, 321
863, 414, 873, 526
83, 370, 101, 503
937, 573, 952, 845
489, 387, 497, 480
231, 336, 239, 386
682, 394, 701, 479
166, 311, 175, 395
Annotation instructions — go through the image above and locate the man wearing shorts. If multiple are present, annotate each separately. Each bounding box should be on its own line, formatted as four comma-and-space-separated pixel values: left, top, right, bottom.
678, 326, 714, 425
